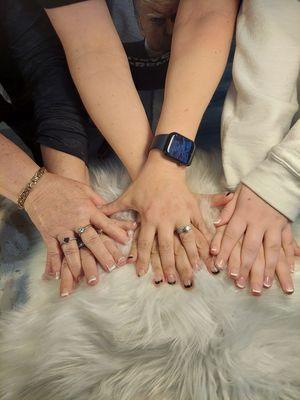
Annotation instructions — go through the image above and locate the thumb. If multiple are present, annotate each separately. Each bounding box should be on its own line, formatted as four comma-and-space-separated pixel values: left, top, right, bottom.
101, 195, 130, 216
213, 196, 237, 226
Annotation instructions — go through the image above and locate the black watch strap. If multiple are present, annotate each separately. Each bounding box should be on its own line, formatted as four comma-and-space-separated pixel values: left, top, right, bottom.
150, 134, 169, 151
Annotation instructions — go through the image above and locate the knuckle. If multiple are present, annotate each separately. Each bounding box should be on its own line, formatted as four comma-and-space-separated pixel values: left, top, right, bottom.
159, 241, 173, 254
63, 247, 78, 257
266, 242, 280, 253
138, 239, 152, 251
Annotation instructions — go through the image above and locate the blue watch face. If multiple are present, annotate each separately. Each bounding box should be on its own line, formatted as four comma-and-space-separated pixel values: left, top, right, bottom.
166, 133, 195, 165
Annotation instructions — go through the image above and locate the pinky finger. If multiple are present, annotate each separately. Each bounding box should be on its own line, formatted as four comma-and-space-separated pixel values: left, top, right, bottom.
282, 225, 295, 272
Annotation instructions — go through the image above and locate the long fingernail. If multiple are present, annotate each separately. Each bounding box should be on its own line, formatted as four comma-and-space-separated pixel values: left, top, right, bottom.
285, 286, 294, 295
263, 276, 272, 288
236, 276, 246, 289
87, 275, 97, 285
118, 256, 127, 266
55, 272, 60, 280
107, 264, 117, 273
211, 266, 220, 274
184, 280, 193, 289
167, 275, 176, 285
213, 219, 221, 225
61, 291, 70, 297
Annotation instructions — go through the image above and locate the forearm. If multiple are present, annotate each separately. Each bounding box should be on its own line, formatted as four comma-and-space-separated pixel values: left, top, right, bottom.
41, 146, 89, 185
0, 134, 39, 203
157, 0, 238, 138
46, 1, 152, 180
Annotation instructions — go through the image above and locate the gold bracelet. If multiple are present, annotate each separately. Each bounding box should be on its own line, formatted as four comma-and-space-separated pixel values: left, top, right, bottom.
17, 167, 47, 209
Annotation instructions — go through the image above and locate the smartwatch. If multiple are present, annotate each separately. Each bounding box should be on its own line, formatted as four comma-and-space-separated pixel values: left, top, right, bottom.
150, 132, 195, 166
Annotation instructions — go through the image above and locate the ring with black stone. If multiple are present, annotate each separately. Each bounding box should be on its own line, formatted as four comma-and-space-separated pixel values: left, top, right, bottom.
59, 237, 77, 246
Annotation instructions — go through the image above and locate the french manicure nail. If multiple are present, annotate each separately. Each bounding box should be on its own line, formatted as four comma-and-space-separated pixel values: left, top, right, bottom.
87, 275, 97, 285
263, 276, 272, 288
55, 272, 60, 280
107, 264, 117, 273
285, 287, 294, 295
167, 275, 176, 285
213, 219, 221, 225
236, 277, 246, 289
211, 266, 220, 274
184, 280, 193, 289
230, 271, 238, 278
216, 259, 224, 270
210, 247, 218, 254
61, 291, 70, 297
252, 286, 262, 296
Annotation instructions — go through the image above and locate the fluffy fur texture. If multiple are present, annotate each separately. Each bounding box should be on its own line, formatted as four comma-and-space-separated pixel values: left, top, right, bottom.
0, 152, 299, 400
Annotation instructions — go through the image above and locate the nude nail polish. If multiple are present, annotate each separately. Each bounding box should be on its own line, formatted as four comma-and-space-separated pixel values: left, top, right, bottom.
87, 275, 97, 285
107, 264, 117, 273
263, 276, 272, 288
236, 277, 245, 289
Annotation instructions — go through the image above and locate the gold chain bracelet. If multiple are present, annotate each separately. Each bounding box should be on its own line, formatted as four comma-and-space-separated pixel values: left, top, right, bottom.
17, 167, 47, 209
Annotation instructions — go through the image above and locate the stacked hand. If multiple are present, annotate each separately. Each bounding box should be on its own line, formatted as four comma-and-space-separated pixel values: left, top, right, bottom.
211, 184, 297, 295
25, 172, 136, 296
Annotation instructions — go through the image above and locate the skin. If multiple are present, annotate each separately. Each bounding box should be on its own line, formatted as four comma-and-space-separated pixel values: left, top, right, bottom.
211, 184, 296, 294
0, 134, 135, 297
134, 0, 179, 56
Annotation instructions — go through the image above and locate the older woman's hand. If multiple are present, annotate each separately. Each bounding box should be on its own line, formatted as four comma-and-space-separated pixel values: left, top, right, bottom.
25, 172, 134, 293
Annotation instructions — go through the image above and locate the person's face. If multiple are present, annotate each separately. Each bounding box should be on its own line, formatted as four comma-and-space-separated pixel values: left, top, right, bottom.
136, 0, 179, 55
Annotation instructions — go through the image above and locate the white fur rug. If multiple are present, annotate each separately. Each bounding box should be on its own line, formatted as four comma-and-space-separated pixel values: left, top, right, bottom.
0, 153, 299, 400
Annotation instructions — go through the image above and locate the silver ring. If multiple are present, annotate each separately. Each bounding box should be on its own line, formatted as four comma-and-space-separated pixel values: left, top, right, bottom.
175, 225, 193, 235
77, 224, 92, 236
60, 237, 77, 246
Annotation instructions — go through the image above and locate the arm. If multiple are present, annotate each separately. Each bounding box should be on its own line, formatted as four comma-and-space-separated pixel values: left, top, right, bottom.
45, 0, 153, 179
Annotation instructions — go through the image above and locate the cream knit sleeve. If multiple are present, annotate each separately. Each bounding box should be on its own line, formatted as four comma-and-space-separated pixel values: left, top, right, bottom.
221, 0, 300, 220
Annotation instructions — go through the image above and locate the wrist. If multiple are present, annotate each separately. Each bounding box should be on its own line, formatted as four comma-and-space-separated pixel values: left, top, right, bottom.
146, 149, 187, 177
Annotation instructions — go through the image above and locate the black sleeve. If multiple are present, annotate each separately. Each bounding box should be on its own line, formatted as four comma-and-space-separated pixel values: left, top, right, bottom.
2, 0, 90, 163
36, 0, 89, 9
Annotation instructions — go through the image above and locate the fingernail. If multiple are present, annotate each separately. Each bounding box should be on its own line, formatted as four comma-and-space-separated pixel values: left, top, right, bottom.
127, 230, 134, 238
128, 255, 134, 259
225, 192, 231, 197
154, 279, 163, 285
184, 280, 193, 289
252, 286, 262, 296
107, 264, 117, 273
210, 247, 218, 255
230, 271, 238, 278
87, 275, 97, 285
194, 262, 201, 271
132, 222, 137, 228
213, 219, 221, 225
263, 276, 272, 288
61, 291, 70, 297
138, 269, 146, 277
236, 276, 246, 289
215, 259, 224, 270
290, 265, 295, 273
55, 272, 60, 280
211, 266, 220, 274
167, 275, 176, 285
285, 286, 294, 295
118, 256, 127, 266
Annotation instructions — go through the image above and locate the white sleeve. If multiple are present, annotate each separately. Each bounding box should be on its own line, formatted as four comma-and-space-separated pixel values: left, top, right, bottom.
221, 0, 300, 220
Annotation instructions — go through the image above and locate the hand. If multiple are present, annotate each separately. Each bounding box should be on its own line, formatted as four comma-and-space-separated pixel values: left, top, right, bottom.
212, 184, 294, 291
101, 152, 214, 284
25, 172, 134, 291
